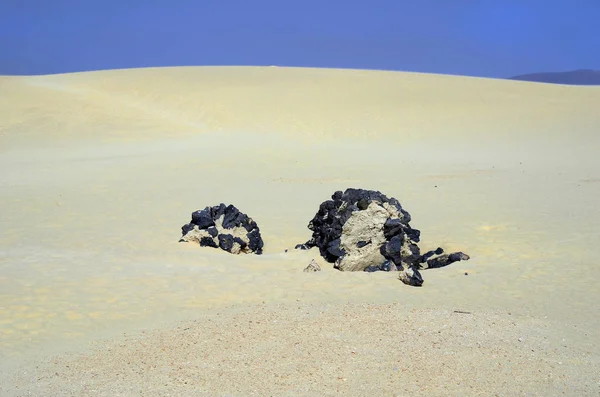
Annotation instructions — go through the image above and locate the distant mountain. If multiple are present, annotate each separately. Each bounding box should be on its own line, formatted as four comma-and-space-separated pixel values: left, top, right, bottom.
508, 69, 600, 85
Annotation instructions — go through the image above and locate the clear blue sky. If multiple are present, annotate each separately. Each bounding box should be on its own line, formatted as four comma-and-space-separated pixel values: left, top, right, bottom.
1, 0, 598, 77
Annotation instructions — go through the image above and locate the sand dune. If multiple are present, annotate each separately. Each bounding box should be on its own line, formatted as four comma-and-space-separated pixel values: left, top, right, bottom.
1, 67, 599, 395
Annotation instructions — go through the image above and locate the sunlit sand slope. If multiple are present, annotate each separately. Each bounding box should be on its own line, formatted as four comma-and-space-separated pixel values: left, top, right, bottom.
1, 67, 599, 394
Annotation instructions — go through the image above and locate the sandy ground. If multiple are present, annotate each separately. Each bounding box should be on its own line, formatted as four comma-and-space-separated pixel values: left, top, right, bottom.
3, 303, 599, 397
1, 66, 599, 395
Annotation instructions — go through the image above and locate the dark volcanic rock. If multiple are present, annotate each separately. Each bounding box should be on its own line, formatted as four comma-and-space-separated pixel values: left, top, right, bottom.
218, 234, 234, 252
426, 252, 470, 269
364, 260, 397, 273
356, 240, 370, 248
207, 226, 219, 238
180, 204, 264, 255
380, 235, 404, 265
383, 218, 404, 239
199, 236, 218, 248
296, 188, 470, 286
191, 210, 215, 229
247, 229, 263, 253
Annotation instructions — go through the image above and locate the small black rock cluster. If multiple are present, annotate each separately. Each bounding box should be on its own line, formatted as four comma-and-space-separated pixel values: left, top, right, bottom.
180, 204, 264, 255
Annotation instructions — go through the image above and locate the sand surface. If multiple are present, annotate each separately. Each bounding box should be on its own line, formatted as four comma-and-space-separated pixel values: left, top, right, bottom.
1, 66, 599, 395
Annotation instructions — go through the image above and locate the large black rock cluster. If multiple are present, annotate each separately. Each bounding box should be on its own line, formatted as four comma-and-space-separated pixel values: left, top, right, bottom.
296, 189, 418, 262
296, 188, 470, 286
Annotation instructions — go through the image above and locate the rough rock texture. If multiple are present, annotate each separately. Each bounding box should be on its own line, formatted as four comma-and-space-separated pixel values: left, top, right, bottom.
180, 204, 264, 255
296, 188, 470, 286
303, 259, 322, 273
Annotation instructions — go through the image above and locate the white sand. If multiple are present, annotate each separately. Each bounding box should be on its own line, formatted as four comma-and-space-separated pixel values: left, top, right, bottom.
1, 66, 599, 395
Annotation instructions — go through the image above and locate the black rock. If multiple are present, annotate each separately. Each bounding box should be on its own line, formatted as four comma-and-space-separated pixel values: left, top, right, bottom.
222, 205, 245, 229
363, 260, 395, 273
247, 228, 263, 254
402, 267, 424, 287
243, 219, 258, 233
357, 198, 369, 210
210, 204, 227, 220
383, 218, 404, 239
420, 247, 443, 263
380, 260, 392, 272
405, 227, 421, 243
326, 238, 345, 261
191, 209, 215, 229
199, 236, 218, 248
403, 241, 422, 266
218, 234, 234, 252
181, 223, 195, 236
207, 226, 218, 238
380, 235, 404, 265
426, 252, 470, 269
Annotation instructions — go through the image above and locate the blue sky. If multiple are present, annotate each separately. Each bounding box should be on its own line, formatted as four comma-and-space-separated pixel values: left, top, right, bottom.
1, 0, 598, 77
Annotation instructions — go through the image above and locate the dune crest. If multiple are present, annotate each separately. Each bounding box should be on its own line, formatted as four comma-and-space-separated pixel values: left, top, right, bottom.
1, 66, 598, 150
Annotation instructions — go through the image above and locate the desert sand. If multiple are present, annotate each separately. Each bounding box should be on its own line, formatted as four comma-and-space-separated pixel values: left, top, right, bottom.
0, 66, 599, 396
